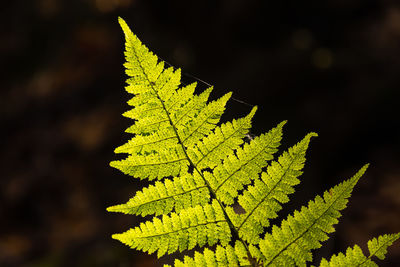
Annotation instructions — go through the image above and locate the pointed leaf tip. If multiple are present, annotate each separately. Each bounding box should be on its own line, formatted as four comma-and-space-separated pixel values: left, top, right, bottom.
308, 132, 318, 138
280, 120, 288, 127
299, 132, 318, 146
106, 205, 118, 212
247, 106, 258, 118
111, 233, 122, 240
274, 120, 287, 132
118, 16, 126, 25
349, 164, 369, 186
361, 163, 369, 176
118, 17, 127, 29
118, 17, 133, 38
109, 161, 116, 168
358, 163, 369, 175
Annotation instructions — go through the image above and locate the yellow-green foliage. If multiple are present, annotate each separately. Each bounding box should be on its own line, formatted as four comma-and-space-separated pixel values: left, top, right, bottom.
108, 17, 399, 266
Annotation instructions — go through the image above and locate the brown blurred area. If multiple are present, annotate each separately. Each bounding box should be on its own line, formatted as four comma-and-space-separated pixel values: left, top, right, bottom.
1, 0, 399, 266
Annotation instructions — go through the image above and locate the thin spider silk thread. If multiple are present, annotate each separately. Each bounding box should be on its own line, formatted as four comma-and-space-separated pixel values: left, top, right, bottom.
159, 57, 255, 108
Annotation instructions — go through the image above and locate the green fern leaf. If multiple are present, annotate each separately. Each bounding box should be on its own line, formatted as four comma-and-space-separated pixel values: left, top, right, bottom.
259, 164, 368, 266
233, 133, 317, 244
188, 107, 256, 170
110, 146, 189, 180
108, 17, 399, 267
207, 121, 285, 205
116, 83, 212, 154
112, 200, 230, 257
107, 172, 209, 216
177, 92, 231, 147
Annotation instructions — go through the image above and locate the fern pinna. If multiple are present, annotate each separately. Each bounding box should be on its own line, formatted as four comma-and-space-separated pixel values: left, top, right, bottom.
108, 18, 399, 266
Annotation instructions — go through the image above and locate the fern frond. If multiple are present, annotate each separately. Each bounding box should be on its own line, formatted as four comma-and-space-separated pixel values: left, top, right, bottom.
188, 107, 257, 170
117, 82, 210, 154
123, 65, 181, 134
169, 86, 213, 132
206, 121, 285, 205
163, 82, 197, 112
259, 164, 369, 266
109, 18, 399, 267
124, 66, 179, 114
110, 146, 189, 180
125, 111, 169, 135
111, 93, 230, 180
177, 92, 232, 147
112, 200, 231, 258
319, 233, 400, 267
107, 172, 209, 216
119, 16, 174, 97
123, 94, 162, 120
233, 133, 317, 244
125, 81, 206, 121
115, 127, 178, 154
171, 241, 251, 267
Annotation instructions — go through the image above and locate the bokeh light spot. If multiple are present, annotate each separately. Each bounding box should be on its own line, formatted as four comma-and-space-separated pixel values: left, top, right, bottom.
311, 48, 333, 69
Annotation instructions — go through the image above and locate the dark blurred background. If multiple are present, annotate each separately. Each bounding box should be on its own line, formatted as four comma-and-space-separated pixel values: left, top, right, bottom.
1, 0, 400, 266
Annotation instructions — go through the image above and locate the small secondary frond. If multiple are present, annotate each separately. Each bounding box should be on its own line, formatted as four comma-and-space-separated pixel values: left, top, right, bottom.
319, 233, 400, 267
108, 17, 399, 267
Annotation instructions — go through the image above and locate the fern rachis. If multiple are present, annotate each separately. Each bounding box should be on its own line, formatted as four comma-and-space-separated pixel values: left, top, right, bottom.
108, 17, 399, 266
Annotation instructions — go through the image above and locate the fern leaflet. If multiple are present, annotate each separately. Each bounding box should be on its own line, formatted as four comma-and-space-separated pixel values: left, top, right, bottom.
319, 233, 400, 266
